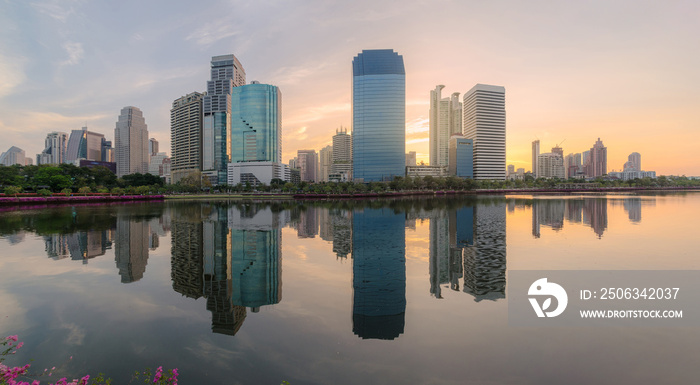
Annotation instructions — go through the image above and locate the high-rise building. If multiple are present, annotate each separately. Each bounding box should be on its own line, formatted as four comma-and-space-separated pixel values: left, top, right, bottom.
171, 91, 204, 183
352, 49, 405, 182
448, 135, 473, 178
463, 84, 506, 180
587, 138, 607, 177
230, 82, 281, 163
430, 85, 462, 167
149, 138, 159, 156
532, 140, 540, 177
115, 106, 149, 177
37, 132, 68, 165
552, 145, 563, 158
405, 151, 416, 167
537, 153, 565, 179
297, 150, 318, 182
627, 152, 641, 171
319, 145, 333, 182
66, 127, 105, 163
101, 139, 114, 163
332, 127, 353, 181
0, 146, 27, 166
203, 54, 246, 185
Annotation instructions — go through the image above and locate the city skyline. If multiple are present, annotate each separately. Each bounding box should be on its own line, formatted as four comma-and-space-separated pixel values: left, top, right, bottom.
1, 1, 699, 176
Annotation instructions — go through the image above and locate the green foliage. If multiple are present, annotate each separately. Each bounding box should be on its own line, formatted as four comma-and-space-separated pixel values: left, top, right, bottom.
61, 188, 72, 196
37, 188, 52, 196
3, 186, 21, 196
78, 186, 92, 196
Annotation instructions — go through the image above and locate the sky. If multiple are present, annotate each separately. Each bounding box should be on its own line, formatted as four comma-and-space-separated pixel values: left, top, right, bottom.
1, 0, 699, 176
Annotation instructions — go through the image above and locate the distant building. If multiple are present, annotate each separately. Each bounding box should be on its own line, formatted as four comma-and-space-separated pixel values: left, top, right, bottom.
37, 132, 68, 165
532, 140, 540, 177
115, 106, 149, 177
406, 165, 447, 178
332, 127, 353, 181
149, 138, 159, 156
430, 85, 461, 167
77, 159, 117, 174
586, 138, 607, 177
171, 92, 204, 184
319, 145, 333, 182
537, 153, 565, 179
448, 136, 473, 179
352, 49, 405, 182
0, 146, 26, 166
405, 151, 416, 167
608, 170, 656, 181
626, 152, 641, 171
66, 127, 105, 163
297, 150, 318, 182
148, 152, 171, 177
463, 84, 506, 180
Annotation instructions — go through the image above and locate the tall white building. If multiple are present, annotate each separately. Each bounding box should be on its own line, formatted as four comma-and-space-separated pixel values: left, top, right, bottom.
0, 146, 27, 166
463, 84, 506, 180
332, 127, 353, 180
430, 85, 462, 167
37, 132, 68, 165
115, 106, 149, 177
319, 145, 333, 182
532, 140, 540, 177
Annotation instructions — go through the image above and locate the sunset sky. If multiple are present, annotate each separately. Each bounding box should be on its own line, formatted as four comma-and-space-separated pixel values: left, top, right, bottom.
1, 0, 698, 176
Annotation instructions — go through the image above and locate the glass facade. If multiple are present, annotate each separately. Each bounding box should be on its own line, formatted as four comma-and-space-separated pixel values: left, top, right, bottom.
230, 83, 281, 163
352, 50, 405, 182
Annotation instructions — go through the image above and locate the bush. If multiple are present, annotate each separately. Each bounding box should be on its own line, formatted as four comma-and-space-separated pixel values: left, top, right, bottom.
37, 189, 52, 197
61, 188, 72, 197
78, 186, 92, 196
3, 186, 21, 196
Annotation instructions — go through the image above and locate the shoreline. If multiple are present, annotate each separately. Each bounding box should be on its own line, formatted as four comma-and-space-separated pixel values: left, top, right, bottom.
0, 186, 697, 206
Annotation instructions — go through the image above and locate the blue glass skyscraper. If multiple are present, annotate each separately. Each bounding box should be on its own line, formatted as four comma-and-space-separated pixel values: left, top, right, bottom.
230, 82, 281, 163
352, 49, 405, 182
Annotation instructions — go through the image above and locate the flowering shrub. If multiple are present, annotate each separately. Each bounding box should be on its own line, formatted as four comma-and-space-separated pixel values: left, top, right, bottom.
1, 336, 177, 385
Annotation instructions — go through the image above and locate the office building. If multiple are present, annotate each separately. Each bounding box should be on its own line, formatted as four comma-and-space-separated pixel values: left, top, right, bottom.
406, 165, 447, 178
230, 82, 281, 164
405, 151, 416, 167
626, 152, 641, 171
352, 49, 405, 182
101, 139, 114, 163
203, 54, 246, 185
115, 106, 149, 177
532, 140, 540, 177
319, 145, 333, 182
537, 153, 565, 179
37, 132, 68, 165
0, 146, 27, 166
227, 161, 290, 186
297, 149, 318, 182
148, 152, 171, 177
332, 127, 353, 181
171, 91, 204, 183
586, 138, 607, 177
463, 84, 506, 180
448, 135, 473, 178
430, 85, 462, 167
66, 126, 106, 163
149, 138, 159, 156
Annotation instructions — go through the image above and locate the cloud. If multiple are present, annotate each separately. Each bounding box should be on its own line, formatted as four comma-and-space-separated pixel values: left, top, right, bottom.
61, 41, 83, 66
0, 54, 26, 98
270, 62, 330, 86
283, 102, 350, 126
30, 0, 77, 22
185, 20, 240, 46
406, 116, 428, 134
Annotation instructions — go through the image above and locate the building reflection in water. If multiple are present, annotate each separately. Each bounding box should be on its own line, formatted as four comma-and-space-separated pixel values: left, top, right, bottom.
462, 203, 507, 301
319, 208, 352, 259
45, 231, 113, 264
352, 207, 406, 340
532, 198, 607, 238
429, 206, 474, 298
171, 203, 285, 336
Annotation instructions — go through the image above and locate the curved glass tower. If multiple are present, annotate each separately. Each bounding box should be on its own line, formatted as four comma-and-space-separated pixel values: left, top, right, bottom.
230, 82, 281, 163
352, 49, 405, 182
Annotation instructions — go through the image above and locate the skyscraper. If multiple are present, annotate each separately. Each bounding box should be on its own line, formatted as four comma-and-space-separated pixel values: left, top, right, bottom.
66, 127, 106, 163
202, 54, 246, 185
37, 132, 68, 165
448, 135, 473, 178
319, 145, 333, 182
230, 82, 281, 163
332, 127, 353, 180
149, 138, 159, 156
352, 49, 405, 182
463, 84, 506, 180
532, 140, 540, 177
430, 85, 462, 167
115, 106, 149, 177
297, 149, 318, 182
588, 138, 607, 177
171, 91, 204, 183
0, 146, 27, 166
628, 152, 641, 171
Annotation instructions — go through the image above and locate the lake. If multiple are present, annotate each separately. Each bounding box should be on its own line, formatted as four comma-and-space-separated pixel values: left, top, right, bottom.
1, 192, 698, 384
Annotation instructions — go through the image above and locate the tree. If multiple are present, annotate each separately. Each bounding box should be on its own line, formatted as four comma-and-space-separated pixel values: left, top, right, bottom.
3, 186, 21, 196
61, 188, 72, 196
78, 186, 92, 196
